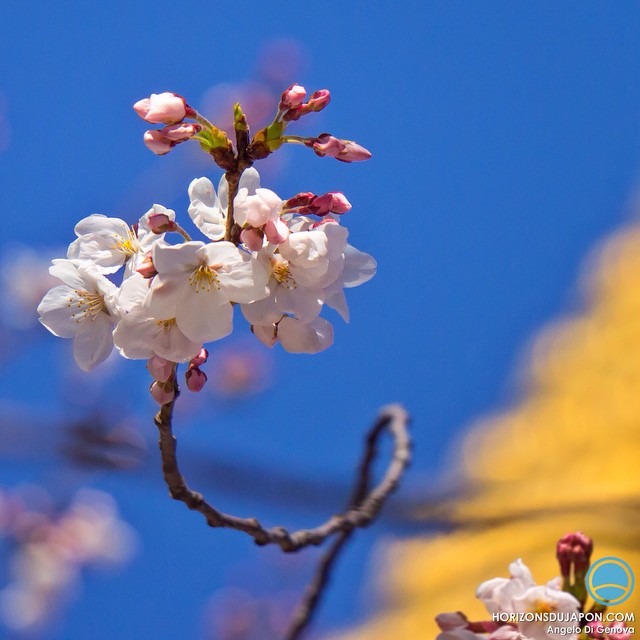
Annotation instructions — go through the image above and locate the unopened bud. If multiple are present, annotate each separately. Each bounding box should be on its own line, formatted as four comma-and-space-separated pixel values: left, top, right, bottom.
146, 356, 173, 382
240, 227, 264, 251
436, 612, 468, 632
327, 192, 351, 214
136, 254, 157, 279
264, 218, 289, 245
144, 130, 174, 156
189, 348, 209, 367
279, 84, 306, 111
311, 133, 346, 158
185, 367, 207, 392
147, 213, 176, 234
306, 89, 331, 112
283, 192, 316, 211
133, 92, 194, 125
557, 532, 593, 579
338, 140, 372, 162
160, 122, 202, 142
150, 381, 175, 405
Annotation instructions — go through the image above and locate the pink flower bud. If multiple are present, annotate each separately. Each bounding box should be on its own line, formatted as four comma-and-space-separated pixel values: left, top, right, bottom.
282, 105, 305, 122
338, 140, 372, 162
328, 192, 351, 214
147, 213, 177, 234
306, 89, 331, 112
436, 613, 469, 632
133, 92, 192, 125
143, 130, 174, 156
146, 356, 173, 382
136, 254, 157, 279
311, 133, 347, 158
279, 84, 306, 111
556, 531, 593, 578
283, 192, 316, 210
264, 217, 289, 244
190, 348, 209, 367
240, 227, 264, 251
185, 367, 207, 392
150, 381, 175, 405
160, 122, 202, 142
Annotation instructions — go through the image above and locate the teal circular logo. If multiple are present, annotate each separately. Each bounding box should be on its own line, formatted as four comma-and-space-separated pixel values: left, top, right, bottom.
586, 557, 634, 606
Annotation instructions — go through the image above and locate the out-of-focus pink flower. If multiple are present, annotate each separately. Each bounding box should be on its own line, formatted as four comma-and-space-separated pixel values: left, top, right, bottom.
133, 92, 191, 125
143, 130, 174, 156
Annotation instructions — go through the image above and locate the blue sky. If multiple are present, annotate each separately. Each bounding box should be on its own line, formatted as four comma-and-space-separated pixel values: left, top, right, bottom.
1, 2, 640, 638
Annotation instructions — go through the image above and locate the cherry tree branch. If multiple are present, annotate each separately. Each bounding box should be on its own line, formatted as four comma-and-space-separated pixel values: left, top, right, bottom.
282, 404, 410, 638
154, 395, 411, 553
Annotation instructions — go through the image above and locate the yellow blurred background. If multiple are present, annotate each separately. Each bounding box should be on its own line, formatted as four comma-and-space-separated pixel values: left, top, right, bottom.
336, 221, 640, 638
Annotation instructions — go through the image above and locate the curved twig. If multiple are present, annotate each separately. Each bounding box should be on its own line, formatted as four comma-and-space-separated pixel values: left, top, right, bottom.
154, 397, 411, 553
282, 403, 410, 639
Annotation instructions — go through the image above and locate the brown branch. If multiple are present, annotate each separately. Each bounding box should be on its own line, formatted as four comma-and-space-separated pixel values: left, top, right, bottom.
154, 396, 411, 553
282, 404, 409, 639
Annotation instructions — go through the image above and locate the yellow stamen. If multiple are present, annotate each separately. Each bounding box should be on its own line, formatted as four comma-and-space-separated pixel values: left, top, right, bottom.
69, 290, 106, 323
272, 260, 296, 288
188, 264, 220, 293
114, 226, 140, 257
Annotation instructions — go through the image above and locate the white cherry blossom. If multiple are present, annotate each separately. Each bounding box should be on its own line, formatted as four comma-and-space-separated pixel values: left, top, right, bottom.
67, 205, 174, 277
112, 274, 201, 363
146, 240, 269, 344
477, 559, 535, 614
188, 167, 261, 241
37, 259, 119, 371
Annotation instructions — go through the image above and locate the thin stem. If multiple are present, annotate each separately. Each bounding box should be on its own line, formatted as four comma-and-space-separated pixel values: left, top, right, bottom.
282, 401, 404, 639
282, 135, 312, 145
194, 111, 215, 130
154, 394, 411, 553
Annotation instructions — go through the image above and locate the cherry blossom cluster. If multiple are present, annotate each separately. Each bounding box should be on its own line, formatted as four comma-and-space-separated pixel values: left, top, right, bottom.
436, 533, 632, 640
0, 487, 135, 632
37, 85, 375, 402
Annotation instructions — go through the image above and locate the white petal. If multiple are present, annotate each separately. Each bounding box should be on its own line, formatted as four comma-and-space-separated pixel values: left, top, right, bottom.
72, 313, 114, 371
342, 245, 377, 287
241, 282, 281, 325
49, 259, 85, 289
188, 177, 225, 241
37, 285, 78, 338
74, 214, 128, 237
176, 290, 233, 344
275, 285, 323, 323
325, 289, 350, 322
278, 316, 333, 354
153, 241, 204, 274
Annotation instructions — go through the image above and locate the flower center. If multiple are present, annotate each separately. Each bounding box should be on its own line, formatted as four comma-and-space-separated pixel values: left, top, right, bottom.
114, 227, 140, 257
188, 264, 220, 293
156, 318, 177, 332
531, 601, 557, 615
68, 290, 106, 323
272, 260, 296, 288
